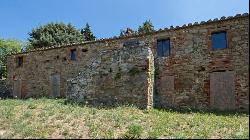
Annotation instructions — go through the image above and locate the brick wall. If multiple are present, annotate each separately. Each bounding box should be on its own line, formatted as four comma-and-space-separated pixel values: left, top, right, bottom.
151, 16, 249, 111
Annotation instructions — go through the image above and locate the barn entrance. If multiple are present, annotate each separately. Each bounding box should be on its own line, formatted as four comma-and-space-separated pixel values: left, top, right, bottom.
210, 71, 235, 110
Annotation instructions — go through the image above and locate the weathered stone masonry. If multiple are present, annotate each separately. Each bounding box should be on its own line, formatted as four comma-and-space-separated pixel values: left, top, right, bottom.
6, 13, 249, 111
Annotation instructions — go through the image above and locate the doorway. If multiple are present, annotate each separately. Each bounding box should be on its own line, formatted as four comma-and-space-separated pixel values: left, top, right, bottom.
50, 74, 60, 98
210, 71, 235, 110
13, 79, 22, 98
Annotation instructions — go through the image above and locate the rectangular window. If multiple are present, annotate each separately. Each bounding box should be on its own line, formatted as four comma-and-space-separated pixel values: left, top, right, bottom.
16, 56, 23, 67
211, 31, 227, 50
70, 49, 77, 60
157, 39, 170, 57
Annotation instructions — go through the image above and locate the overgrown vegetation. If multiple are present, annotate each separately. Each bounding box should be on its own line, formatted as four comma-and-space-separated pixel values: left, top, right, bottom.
119, 20, 155, 37
120, 28, 136, 37
0, 39, 22, 79
0, 98, 248, 139
81, 23, 96, 41
138, 20, 155, 34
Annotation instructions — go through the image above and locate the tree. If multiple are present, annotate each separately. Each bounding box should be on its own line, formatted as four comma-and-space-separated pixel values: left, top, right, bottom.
138, 20, 155, 34
119, 28, 136, 37
81, 23, 96, 41
0, 39, 22, 79
21, 41, 34, 51
28, 23, 83, 48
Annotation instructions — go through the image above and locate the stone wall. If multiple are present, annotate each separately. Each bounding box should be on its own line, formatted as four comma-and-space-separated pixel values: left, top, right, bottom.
6, 38, 155, 109
6, 14, 249, 111
6, 39, 135, 98
66, 41, 154, 108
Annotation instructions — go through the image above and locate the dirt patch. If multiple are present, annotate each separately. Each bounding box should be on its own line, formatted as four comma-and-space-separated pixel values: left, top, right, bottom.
0, 129, 6, 136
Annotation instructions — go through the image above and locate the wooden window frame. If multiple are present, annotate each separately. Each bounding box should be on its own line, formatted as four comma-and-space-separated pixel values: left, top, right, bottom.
157, 39, 171, 57
211, 31, 228, 51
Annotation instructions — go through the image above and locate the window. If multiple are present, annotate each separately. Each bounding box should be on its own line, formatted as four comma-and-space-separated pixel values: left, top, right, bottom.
211, 31, 227, 50
157, 39, 170, 57
16, 56, 23, 67
82, 49, 88, 52
70, 49, 77, 60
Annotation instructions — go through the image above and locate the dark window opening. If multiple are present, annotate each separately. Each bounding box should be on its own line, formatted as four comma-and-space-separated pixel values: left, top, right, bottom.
70, 49, 77, 60
198, 66, 206, 72
82, 49, 88, 52
211, 69, 227, 72
109, 68, 112, 73
16, 56, 23, 67
211, 31, 227, 50
157, 39, 170, 57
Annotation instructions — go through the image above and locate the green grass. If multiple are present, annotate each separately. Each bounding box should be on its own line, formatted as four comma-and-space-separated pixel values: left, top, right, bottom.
0, 98, 248, 139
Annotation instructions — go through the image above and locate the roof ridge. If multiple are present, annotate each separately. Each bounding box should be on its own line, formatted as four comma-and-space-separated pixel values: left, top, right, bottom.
10, 12, 249, 56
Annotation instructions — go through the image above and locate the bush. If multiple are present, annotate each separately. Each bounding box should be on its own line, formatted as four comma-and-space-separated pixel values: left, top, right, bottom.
121, 124, 143, 139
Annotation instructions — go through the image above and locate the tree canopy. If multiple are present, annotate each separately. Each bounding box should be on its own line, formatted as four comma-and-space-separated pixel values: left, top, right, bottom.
28, 23, 83, 49
119, 28, 136, 37
81, 23, 96, 41
138, 20, 155, 34
119, 20, 155, 37
0, 39, 22, 78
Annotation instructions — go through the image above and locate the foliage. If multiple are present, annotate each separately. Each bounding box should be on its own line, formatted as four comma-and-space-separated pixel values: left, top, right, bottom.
28, 23, 83, 49
119, 28, 136, 37
0, 98, 248, 139
138, 20, 155, 34
119, 20, 155, 37
0, 39, 22, 78
81, 23, 96, 41
22, 41, 34, 51
121, 124, 143, 139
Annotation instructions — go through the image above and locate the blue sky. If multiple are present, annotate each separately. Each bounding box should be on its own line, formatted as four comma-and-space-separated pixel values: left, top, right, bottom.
0, 0, 249, 42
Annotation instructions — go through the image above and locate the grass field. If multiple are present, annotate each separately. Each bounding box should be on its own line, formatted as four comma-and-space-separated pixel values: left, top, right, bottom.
0, 98, 248, 139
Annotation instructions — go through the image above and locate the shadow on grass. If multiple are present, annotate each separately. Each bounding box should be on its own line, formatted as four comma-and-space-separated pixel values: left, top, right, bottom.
63, 99, 249, 116
62, 99, 144, 110
153, 106, 249, 116
1, 96, 248, 116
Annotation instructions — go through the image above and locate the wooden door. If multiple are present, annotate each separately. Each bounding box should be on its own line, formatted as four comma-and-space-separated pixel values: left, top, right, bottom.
50, 74, 60, 98
210, 71, 235, 110
13, 79, 22, 98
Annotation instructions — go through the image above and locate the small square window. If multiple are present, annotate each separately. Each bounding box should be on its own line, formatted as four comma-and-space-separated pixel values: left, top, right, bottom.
82, 49, 88, 52
211, 31, 227, 50
157, 39, 170, 57
70, 49, 77, 60
16, 56, 23, 67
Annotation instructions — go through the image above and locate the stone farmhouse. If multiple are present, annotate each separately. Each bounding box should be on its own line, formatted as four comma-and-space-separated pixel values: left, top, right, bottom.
6, 13, 249, 111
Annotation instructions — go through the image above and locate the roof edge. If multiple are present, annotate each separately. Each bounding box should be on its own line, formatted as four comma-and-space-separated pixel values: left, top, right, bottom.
9, 12, 249, 56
